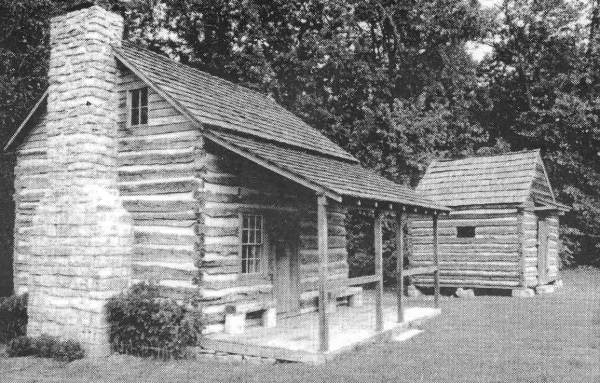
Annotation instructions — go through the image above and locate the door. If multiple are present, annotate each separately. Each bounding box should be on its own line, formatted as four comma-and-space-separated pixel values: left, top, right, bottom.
274, 241, 300, 314
536, 215, 550, 285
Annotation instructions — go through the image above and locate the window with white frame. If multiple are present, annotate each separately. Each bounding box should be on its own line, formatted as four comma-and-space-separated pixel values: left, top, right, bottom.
241, 214, 263, 274
130, 87, 148, 127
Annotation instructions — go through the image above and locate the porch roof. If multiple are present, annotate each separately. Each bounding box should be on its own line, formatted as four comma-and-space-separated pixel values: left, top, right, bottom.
206, 130, 449, 211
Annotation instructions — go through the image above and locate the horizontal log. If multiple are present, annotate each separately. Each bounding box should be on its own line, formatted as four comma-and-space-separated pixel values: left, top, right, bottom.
134, 228, 197, 246
200, 283, 272, 300
412, 279, 520, 288
119, 132, 200, 152
204, 226, 238, 237
133, 263, 196, 281
411, 226, 519, 237
411, 236, 518, 245
123, 199, 198, 213
410, 217, 518, 229
411, 260, 519, 271
132, 246, 196, 263
118, 121, 198, 136
120, 178, 201, 195
118, 147, 198, 166
134, 219, 197, 228
130, 210, 197, 221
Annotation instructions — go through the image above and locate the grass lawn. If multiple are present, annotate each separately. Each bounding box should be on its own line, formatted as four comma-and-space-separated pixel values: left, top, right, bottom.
1, 268, 599, 383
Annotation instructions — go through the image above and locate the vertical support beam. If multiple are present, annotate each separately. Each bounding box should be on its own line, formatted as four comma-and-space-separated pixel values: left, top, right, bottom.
433, 213, 440, 308
317, 194, 329, 352
395, 211, 405, 323
374, 210, 384, 332
517, 208, 527, 288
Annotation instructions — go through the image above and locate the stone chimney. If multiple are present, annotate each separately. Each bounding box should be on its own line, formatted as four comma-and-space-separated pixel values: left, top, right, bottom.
27, 4, 133, 356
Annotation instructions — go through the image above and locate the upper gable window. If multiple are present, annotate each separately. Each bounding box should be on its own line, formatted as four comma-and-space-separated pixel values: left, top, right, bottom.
130, 87, 148, 127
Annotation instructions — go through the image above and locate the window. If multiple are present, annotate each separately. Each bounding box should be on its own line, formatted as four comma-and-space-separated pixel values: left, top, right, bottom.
457, 226, 476, 238
241, 214, 263, 274
130, 87, 148, 126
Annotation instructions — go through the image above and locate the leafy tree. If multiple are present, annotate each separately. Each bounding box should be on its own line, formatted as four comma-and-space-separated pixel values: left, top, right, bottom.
476, 0, 600, 265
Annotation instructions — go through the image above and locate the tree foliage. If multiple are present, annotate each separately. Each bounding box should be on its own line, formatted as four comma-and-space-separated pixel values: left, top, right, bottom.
0, 0, 599, 267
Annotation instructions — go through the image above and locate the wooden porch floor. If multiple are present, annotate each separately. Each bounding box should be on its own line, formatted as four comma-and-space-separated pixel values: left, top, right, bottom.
199, 291, 441, 364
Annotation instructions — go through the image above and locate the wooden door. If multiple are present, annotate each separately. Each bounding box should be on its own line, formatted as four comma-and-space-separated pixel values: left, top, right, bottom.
274, 241, 300, 314
537, 215, 549, 285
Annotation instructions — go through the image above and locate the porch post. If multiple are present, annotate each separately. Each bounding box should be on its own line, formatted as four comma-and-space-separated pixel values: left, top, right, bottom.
374, 209, 384, 332
433, 213, 440, 308
395, 211, 405, 323
317, 194, 329, 352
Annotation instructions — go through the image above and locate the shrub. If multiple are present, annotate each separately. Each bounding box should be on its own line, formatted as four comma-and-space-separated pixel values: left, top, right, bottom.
106, 282, 203, 359
6, 335, 34, 357
33, 334, 59, 358
52, 339, 85, 362
0, 293, 27, 343
6, 335, 84, 362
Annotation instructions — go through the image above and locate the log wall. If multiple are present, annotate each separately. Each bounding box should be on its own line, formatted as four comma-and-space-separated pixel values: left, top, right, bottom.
522, 211, 560, 286
408, 208, 522, 288
13, 68, 350, 334
199, 142, 349, 333
409, 207, 561, 289
117, 70, 202, 296
12, 114, 49, 294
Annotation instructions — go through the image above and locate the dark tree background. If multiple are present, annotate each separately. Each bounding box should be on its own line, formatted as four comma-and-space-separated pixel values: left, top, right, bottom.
1, 0, 598, 293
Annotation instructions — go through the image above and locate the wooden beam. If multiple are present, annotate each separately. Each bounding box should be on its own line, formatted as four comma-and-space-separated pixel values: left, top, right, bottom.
317, 194, 329, 352
326, 274, 380, 290
433, 214, 440, 308
374, 210, 384, 332
395, 212, 405, 323
4, 89, 48, 151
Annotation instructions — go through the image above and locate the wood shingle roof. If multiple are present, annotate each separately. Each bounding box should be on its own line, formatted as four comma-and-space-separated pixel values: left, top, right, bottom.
208, 131, 449, 210
417, 150, 565, 208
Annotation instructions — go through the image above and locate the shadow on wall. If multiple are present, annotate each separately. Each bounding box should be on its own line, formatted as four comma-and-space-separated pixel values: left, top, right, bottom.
0, 153, 15, 297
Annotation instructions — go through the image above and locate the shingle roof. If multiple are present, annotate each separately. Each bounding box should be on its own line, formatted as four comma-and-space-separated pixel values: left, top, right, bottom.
209, 130, 448, 210
114, 42, 356, 162
417, 150, 557, 207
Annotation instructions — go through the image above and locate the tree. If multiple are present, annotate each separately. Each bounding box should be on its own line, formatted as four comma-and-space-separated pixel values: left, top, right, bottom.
476, 0, 600, 265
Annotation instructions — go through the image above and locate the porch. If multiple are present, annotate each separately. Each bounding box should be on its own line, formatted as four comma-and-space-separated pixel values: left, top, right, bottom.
199, 291, 441, 364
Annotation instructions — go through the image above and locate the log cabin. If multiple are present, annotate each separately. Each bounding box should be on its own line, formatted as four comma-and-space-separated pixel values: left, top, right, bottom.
408, 150, 569, 297
3, 3, 448, 359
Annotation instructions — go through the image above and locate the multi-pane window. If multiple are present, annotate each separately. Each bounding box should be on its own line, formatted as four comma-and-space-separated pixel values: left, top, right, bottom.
130, 87, 148, 126
241, 214, 263, 274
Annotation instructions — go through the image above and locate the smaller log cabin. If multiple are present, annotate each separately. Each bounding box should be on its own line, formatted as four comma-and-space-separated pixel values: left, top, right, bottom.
408, 150, 569, 296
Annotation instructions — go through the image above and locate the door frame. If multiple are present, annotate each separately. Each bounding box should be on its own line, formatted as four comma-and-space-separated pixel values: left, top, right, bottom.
536, 213, 550, 285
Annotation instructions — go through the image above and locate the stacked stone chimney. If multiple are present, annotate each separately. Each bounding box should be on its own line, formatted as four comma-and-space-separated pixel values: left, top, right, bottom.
27, 5, 133, 356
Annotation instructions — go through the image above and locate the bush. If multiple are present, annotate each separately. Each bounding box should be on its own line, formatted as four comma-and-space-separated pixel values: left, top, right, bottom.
6, 335, 34, 357
6, 335, 84, 362
106, 282, 203, 359
0, 293, 27, 343
52, 339, 85, 362
34, 334, 59, 358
